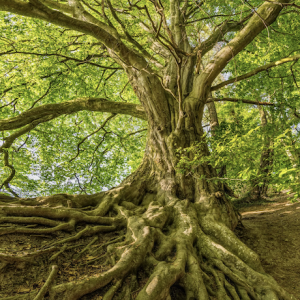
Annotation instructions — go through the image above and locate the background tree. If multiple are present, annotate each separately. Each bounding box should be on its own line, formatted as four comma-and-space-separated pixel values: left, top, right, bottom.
0, 0, 299, 299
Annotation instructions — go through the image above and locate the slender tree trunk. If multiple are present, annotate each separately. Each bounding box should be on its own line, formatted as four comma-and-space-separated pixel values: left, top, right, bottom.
207, 101, 237, 198
251, 106, 273, 199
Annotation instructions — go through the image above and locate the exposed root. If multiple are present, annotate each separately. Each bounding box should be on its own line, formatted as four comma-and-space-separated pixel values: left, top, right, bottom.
224, 276, 240, 300
90, 236, 124, 256
0, 219, 75, 236
180, 254, 209, 300
0, 205, 122, 225
48, 216, 154, 300
0, 201, 125, 241
102, 279, 123, 300
1, 292, 39, 300
50, 225, 117, 247
0, 189, 297, 300
0, 216, 63, 227
0, 247, 59, 264
49, 244, 68, 261
34, 265, 58, 300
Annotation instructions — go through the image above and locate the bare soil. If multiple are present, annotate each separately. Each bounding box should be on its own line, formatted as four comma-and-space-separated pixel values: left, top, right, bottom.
236, 193, 300, 299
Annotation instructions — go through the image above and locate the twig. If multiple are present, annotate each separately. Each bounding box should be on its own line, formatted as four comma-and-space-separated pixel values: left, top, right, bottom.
207, 97, 274, 106
69, 114, 116, 162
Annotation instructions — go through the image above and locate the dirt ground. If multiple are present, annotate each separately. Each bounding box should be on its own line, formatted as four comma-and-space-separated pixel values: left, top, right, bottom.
237, 194, 300, 299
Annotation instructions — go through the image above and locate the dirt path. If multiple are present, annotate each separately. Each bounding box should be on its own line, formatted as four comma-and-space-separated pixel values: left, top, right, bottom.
237, 195, 300, 299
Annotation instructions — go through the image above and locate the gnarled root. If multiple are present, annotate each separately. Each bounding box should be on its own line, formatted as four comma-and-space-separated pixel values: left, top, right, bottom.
0, 191, 296, 300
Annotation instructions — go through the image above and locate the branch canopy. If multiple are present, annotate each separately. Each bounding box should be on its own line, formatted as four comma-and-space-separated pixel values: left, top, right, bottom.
0, 0, 147, 69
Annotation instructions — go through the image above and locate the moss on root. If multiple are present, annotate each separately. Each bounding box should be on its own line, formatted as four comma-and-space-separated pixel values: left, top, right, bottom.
0, 188, 296, 300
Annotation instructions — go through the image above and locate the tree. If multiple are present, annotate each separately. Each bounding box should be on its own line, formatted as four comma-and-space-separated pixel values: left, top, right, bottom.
250, 106, 273, 199
0, 0, 299, 299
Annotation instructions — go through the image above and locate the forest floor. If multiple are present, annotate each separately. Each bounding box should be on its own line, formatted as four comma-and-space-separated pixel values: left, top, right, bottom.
0, 192, 299, 299
235, 192, 300, 299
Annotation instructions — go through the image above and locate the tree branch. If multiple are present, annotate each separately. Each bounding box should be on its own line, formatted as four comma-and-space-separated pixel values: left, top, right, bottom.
0, 50, 123, 70
212, 54, 300, 91
105, 0, 162, 67
185, 10, 252, 25
195, 17, 251, 57
0, 98, 146, 132
207, 97, 274, 106
123, 128, 147, 139
40, 0, 73, 14
0, 118, 50, 150
69, 114, 116, 162
0, 150, 19, 197
40, 0, 119, 39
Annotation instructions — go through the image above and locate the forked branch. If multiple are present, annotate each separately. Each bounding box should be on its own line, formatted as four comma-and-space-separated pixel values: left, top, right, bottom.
191, 0, 291, 98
